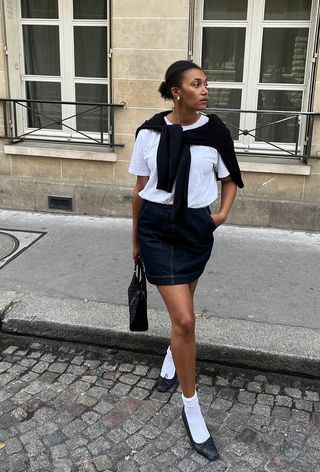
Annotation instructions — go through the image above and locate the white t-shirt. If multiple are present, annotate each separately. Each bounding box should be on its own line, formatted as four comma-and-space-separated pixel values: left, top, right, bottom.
128, 114, 230, 208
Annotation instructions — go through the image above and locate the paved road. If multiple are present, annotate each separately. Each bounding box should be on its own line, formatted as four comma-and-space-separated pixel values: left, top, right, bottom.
1, 333, 320, 471
0, 210, 319, 329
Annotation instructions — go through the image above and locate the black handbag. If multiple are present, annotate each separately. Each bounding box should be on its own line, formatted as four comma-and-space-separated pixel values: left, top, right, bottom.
128, 261, 148, 331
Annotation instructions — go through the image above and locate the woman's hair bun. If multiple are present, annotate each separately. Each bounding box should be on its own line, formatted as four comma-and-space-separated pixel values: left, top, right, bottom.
158, 81, 172, 100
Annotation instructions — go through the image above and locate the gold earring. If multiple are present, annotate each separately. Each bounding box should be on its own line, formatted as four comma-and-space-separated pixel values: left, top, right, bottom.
177, 96, 180, 101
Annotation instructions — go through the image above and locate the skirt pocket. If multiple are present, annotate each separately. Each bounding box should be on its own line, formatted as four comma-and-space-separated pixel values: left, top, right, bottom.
206, 207, 217, 232
138, 200, 150, 220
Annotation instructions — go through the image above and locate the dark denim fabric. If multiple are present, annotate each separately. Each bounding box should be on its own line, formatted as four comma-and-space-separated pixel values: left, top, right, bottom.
137, 200, 215, 285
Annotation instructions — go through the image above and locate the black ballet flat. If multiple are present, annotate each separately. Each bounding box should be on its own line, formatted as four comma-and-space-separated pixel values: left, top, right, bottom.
156, 373, 178, 392
182, 408, 220, 461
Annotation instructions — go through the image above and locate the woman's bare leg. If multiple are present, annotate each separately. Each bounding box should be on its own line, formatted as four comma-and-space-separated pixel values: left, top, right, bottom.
159, 279, 199, 383
157, 282, 214, 450
188, 280, 198, 301
157, 284, 196, 397
158, 280, 198, 392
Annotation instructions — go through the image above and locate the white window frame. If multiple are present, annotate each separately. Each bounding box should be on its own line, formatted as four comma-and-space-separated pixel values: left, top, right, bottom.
4, 0, 111, 144
194, 0, 320, 156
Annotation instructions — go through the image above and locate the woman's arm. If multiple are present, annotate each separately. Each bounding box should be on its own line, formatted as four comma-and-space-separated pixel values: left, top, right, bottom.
211, 176, 237, 227
132, 175, 149, 263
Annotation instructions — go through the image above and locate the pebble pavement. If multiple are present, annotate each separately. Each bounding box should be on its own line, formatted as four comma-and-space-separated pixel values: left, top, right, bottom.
1, 334, 320, 472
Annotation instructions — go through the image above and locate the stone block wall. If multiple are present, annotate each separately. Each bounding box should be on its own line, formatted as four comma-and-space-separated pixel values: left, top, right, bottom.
0, 0, 319, 231
112, 0, 190, 186
0, 3, 9, 176
0, 1, 190, 216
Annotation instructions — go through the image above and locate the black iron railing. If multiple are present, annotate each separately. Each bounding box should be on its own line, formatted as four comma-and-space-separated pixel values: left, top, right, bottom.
1, 100, 319, 160
0, 98, 126, 147
206, 107, 320, 161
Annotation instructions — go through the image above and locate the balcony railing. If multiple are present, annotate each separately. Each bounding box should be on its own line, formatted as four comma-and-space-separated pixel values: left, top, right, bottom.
0, 98, 126, 147
1, 100, 319, 161
206, 107, 320, 162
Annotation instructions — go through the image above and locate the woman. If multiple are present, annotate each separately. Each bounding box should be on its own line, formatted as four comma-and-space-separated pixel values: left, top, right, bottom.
129, 60, 243, 461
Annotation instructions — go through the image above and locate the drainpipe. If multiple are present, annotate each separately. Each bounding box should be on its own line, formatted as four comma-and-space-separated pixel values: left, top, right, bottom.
188, 0, 195, 61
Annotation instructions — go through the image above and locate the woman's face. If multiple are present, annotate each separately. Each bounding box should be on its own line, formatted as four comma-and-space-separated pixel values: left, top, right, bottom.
174, 68, 208, 111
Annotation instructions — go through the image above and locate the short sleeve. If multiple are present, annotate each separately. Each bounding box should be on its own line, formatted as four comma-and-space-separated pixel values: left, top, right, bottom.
128, 130, 151, 176
214, 152, 230, 179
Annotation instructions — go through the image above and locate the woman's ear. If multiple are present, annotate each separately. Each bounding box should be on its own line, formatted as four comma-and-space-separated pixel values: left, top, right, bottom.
171, 86, 179, 100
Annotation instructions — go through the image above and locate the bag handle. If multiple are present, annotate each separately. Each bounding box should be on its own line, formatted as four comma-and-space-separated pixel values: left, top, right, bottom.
134, 260, 146, 286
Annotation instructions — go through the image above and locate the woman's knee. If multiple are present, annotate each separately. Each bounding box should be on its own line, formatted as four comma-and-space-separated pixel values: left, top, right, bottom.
172, 314, 195, 339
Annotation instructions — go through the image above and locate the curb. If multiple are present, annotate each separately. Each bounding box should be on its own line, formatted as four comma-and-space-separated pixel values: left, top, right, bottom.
1, 290, 320, 377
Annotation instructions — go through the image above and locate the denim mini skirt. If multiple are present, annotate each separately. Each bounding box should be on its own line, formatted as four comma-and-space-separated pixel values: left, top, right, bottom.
137, 200, 216, 285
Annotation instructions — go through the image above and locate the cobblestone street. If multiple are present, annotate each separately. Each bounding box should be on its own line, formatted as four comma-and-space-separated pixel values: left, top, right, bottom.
1, 334, 320, 472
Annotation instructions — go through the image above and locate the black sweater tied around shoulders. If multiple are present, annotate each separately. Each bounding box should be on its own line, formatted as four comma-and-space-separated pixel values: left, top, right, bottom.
135, 110, 244, 221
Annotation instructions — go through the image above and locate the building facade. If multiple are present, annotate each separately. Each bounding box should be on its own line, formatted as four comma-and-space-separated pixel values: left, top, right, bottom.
0, 0, 320, 230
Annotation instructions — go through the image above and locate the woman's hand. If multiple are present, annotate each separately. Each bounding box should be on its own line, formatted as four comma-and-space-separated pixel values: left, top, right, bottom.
211, 177, 237, 229
133, 241, 141, 265
211, 212, 227, 228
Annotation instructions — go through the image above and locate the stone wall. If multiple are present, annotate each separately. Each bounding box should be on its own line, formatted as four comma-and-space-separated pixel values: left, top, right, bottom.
112, 0, 190, 186
0, 0, 190, 217
0, 3, 9, 177
0, 0, 319, 231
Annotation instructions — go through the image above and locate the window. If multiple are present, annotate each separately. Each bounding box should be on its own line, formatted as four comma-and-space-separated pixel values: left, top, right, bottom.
195, 0, 319, 155
16, 0, 110, 142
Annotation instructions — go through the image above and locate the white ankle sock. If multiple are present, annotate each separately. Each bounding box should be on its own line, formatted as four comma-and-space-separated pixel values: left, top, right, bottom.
182, 391, 210, 443
160, 346, 176, 379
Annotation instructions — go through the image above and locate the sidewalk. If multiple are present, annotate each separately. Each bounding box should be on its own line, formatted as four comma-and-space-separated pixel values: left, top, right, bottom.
0, 209, 319, 375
